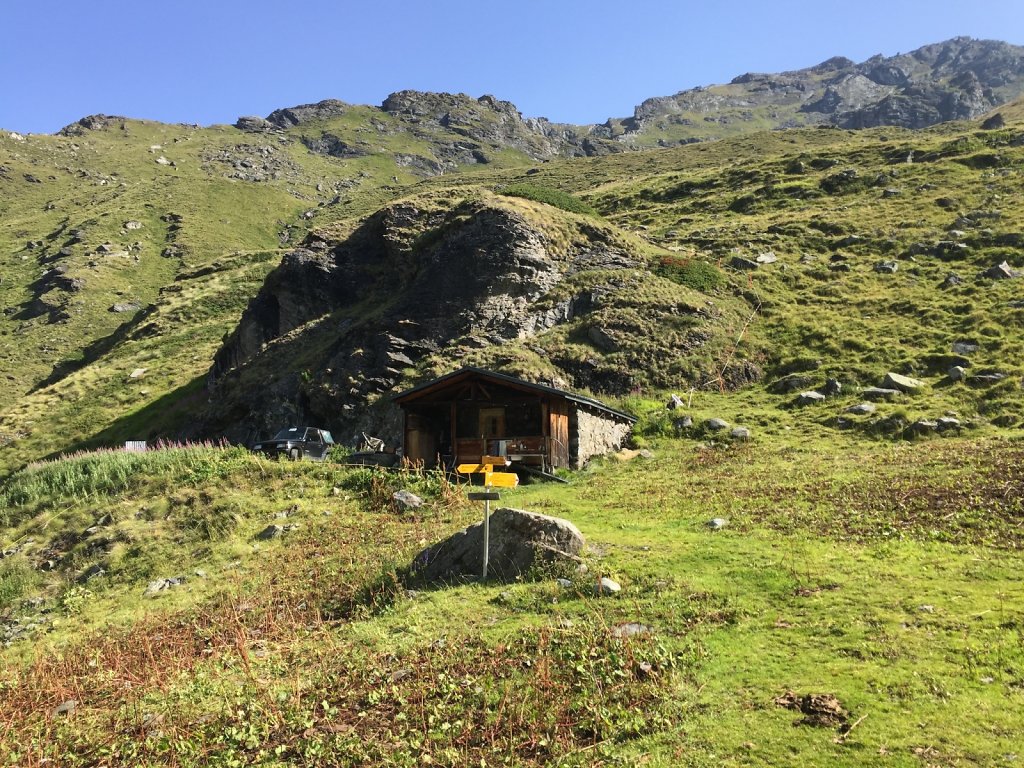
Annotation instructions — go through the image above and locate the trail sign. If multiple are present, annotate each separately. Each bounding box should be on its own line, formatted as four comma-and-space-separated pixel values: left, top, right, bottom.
458, 455, 520, 579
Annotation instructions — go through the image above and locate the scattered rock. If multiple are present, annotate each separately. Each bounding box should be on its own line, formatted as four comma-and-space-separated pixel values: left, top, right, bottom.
982, 261, 1021, 280
392, 489, 424, 511
909, 419, 938, 434
874, 260, 898, 273
144, 576, 186, 596
124, 220, 143, 230
797, 391, 826, 406
730, 256, 759, 271
822, 378, 842, 397
587, 326, 618, 353
673, 415, 693, 434
412, 508, 584, 583
756, 251, 778, 264
948, 365, 967, 382
937, 416, 961, 432
594, 577, 621, 596
952, 341, 978, 355
611, 622, 651, 638
54, 700, 78, 716
882, 372, 925, 393
861, 387, 901, 400
774, 691, 849, 728
155, 156, 171, 166
707, 518, 728, 530
78, 564, 105, 583
110, 302, 141, 313
941, 273, 963, 288
730, 427, 751, 440
255, 524, 298, 540
967, 372, 1007, 386
128, 368, 147, 379
846, 402, 876, 415
705, 418, 729, 431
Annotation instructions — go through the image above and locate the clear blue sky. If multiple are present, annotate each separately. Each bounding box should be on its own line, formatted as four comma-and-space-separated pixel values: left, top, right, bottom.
2, 0, 1022, 134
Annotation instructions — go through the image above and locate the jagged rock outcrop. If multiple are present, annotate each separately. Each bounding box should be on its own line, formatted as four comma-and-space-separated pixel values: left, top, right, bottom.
58, 114, 130, 136
200, 191, 739, 445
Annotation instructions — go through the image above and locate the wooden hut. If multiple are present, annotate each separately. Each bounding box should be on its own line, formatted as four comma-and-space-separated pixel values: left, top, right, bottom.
394, 367, 636, 471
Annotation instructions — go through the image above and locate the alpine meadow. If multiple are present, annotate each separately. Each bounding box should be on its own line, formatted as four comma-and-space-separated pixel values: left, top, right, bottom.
1, 36, 1023, 767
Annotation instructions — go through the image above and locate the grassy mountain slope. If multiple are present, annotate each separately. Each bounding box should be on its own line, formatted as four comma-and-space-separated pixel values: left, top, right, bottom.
1, 82, 1024, 766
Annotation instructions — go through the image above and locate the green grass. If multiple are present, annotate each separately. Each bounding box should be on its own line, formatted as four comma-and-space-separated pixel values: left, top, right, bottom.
0, 431, 1021, 765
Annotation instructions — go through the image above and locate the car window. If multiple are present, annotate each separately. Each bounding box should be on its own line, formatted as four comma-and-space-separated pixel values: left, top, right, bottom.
307, 429, 322, 443
274, 427, 301, 440
322, 431, 335, 444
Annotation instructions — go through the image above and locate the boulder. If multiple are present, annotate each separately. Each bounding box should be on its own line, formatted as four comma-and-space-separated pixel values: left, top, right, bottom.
730, 427, 751, 440
882, 372, 925, 392
756, 251, 778, 264
937, 416, 961, 431
707, 518, 728, 530
412, 508, 584, 583
874, 260, 898, 273
952, 340, 979, 355
948, 365, 967, 382
705, 418, 729, 431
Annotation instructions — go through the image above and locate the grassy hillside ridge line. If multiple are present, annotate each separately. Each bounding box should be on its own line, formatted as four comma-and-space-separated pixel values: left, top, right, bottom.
3, 110, 1024, 472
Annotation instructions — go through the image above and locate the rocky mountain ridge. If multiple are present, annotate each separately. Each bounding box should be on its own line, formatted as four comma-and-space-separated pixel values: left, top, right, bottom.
219, 37, 1024, 159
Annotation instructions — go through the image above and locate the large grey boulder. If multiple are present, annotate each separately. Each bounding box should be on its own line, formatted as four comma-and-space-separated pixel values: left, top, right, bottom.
412, 508, 585, 582
882, 372, 925, 393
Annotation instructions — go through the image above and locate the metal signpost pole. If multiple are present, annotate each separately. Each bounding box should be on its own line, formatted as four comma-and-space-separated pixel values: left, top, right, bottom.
482, 485, 490, 581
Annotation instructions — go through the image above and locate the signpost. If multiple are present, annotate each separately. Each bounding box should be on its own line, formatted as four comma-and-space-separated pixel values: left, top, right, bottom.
457, 455, 519, 580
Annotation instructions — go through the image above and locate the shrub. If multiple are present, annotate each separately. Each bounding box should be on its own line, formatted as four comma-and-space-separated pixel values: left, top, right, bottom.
497, 184, 598, 216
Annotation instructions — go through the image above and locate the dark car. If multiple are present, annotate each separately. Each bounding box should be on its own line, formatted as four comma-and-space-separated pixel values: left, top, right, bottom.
252, 426, 336, 460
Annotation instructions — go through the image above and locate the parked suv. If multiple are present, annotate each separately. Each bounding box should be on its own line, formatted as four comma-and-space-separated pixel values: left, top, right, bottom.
252, 426, 335, 461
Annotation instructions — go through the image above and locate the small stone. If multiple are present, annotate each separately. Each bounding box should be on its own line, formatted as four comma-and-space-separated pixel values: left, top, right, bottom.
730, 256, 759, 271
918, 604, 934, 613
256, 525, 284, 540
594, 577, 621, 596
797, 391, 826, 406
861, 386, 901, 400
708, 518, 728, 530
847, 402, 876, 415
124, 220, 143, 230
882, 372, 925, 393
636, 449, 655, 460
730, 427, 751, 440
756, 251, 777, 264
948, 366, 967, 382
874, 260, 898, 274
393, 489, 423, 511
705, 418, 729, 431
937, 416, 961, 431
611, 622, 651, 638
54, 700, 78, 716
556, 578, 573, 589
128, 368, 147, 379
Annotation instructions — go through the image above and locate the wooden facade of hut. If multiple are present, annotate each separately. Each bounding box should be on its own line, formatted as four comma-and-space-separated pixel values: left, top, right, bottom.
394, 367, 635, 471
